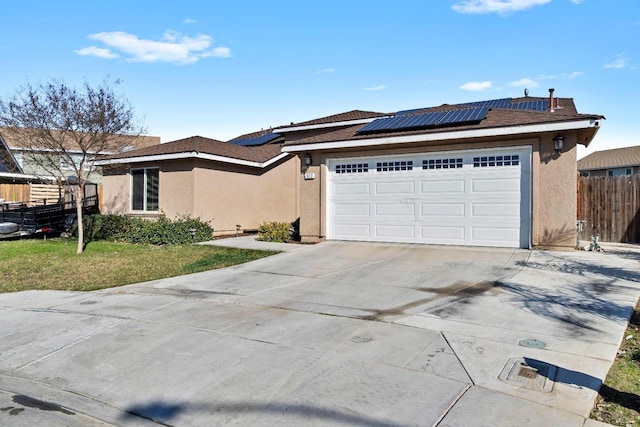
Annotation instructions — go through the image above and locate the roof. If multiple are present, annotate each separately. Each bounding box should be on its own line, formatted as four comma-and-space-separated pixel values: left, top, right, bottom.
0, 127, 160, 152
101, 135, 285, 165
578, 145, 640, 171
282, 97, 603, 149
276, 110, 388, 128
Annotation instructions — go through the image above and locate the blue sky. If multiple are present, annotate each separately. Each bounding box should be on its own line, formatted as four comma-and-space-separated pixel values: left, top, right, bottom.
1, 0, 638, 158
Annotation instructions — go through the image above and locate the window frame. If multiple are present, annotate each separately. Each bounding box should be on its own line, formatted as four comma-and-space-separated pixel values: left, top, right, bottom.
130, 167, 159, 212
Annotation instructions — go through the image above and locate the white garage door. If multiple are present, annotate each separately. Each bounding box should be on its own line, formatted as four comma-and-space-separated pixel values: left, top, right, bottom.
326, 147, 531, 248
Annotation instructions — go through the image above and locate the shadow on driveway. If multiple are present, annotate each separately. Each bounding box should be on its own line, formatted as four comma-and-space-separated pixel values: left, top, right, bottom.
122, 400, 406, 427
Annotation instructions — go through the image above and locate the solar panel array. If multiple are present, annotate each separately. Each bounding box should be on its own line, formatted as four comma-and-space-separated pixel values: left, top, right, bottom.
357, 107, 489, 134
358, 97, 550, 135
460, 98, 548, 111
229, 133, 280, 146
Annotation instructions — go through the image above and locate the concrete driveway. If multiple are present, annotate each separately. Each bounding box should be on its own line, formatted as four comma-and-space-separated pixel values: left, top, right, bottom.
0, 239, 638, 426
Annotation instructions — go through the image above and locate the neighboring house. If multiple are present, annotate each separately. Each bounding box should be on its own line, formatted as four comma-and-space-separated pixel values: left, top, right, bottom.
282, 91, 603, 249
577, 145, 640, 177
0, 127, 160, 184
0, 133, 23, 181
98, 110, 387, 235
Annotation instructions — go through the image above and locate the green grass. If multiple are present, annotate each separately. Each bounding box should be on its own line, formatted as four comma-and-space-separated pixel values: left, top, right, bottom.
591, 301, 640, 426
0, 239, 279, 293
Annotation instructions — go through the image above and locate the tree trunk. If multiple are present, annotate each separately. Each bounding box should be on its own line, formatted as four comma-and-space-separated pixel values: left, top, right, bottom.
76, 184, 84, 254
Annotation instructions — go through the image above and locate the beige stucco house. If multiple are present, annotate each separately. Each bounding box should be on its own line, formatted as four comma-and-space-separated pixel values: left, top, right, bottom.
98, 91, 602, 249
281, 91, 603, 249
98, 111, 387, 235
98, 134, 300, 235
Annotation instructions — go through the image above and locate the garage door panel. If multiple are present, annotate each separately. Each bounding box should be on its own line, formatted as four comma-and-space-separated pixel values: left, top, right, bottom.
471, 227, 521, 244
420, 203, 465, 217
334, 224, 370, 238
328, 148, 530, 248
420, 226, 465, 240
375, 225, 415, 239
334, 182, 371, 196
375, 203, 415, 216
335, 203, 370, 216
471, 203, 520, 217
375, 181, 415, 195
420, 180, 465, 193
471, 178, 520, 193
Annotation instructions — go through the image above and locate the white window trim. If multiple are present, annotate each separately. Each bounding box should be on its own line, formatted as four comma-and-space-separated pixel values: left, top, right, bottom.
130, 167, 160, 213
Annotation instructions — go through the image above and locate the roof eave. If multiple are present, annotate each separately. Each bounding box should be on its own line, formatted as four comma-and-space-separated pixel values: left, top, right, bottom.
283, 118, 602, 153
95, 151, 290, 169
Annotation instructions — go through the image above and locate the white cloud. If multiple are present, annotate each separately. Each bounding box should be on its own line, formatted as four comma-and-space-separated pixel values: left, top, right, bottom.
364, 85, 386, 91
315, 68, 335, 74
509, 78, 538, 88
74, 46, 119, 59
605, 53, 629, 69
563, 71, 584, 78
183, 18, 197, 24
76, 30, 230, 64
452, 0, 551, 15
459, 81, 492, 91
569, 0, 584, 3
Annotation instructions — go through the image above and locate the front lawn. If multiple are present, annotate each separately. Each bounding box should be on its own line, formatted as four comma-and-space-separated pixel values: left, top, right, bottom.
0, 239, 278, 293
591, 299, 640, 426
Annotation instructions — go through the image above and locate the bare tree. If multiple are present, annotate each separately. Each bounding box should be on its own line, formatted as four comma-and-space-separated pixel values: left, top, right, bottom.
0, 78, 144, 253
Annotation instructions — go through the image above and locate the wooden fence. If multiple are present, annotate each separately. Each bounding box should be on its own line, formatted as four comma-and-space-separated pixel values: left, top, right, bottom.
0, 183, 30, 203
577, 175, 640, 243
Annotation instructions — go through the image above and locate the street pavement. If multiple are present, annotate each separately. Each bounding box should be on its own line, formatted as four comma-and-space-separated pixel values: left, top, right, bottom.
0, 237, 638, 426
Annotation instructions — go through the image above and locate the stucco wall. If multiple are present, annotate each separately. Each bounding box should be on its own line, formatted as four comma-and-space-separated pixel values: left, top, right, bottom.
102, 156, 299, 235
297, 133, 580, 249
192, 156, 299, 233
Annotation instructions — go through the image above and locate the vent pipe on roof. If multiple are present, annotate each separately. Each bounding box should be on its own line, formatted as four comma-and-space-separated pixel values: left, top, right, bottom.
548, 88, 555, 112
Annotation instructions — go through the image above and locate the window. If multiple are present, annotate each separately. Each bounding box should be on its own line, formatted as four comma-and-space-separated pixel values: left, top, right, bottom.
473, 155, 519, 168
376, 160, 413, 172
423, 158, 463, 170
607, 168, 632, 177
335, 163, 369, 174
131, 168, 159, 211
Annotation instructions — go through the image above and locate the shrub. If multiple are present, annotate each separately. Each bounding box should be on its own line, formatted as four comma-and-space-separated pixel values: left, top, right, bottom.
80, 214, 213, 245
258, 221, 293, 242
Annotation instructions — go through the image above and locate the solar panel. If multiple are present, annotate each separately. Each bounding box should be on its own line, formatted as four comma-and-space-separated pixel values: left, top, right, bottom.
460, 98, 512, 109
437, 107, 489, 126
229, 133, 280, 146
357, 107, 488, 134
508, 100, 548, 111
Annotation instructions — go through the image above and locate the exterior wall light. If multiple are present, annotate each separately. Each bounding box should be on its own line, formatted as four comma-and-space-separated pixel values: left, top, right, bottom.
553, 135, 564, 152
303, 153, 312, 166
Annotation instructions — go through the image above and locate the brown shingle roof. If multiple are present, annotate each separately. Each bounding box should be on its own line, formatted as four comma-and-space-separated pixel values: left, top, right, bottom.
0, 127, 160, 151
578, 145, 640, 171
277, 110, 388, 128
104, 135, 284, 164
283, 98, 602, 147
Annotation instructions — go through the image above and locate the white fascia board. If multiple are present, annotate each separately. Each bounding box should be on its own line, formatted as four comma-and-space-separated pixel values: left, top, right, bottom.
275, 117, 388, 133
95, 151, 290, 169
283, 119, 601, 153
0, 172, 57, 181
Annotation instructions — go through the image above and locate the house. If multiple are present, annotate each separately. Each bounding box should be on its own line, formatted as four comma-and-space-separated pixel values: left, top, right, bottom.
0, 132, 23, 181
98, 90, 602, 249
282, 90, 603, 249
98, 110, 388, 235
578, 145, 640, 176
0, 127, 160, 184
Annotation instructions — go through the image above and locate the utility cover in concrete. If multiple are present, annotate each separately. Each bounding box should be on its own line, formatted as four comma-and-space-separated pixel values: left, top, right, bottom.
499, 357, 556, 392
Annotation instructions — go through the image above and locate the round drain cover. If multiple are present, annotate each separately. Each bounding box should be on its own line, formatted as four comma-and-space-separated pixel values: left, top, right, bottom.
518, 338, 546, 349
